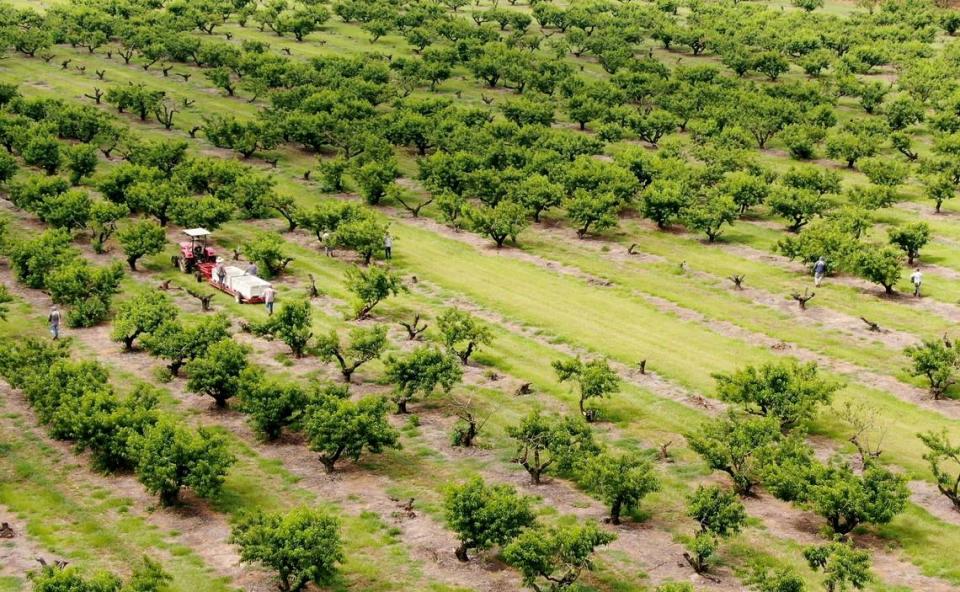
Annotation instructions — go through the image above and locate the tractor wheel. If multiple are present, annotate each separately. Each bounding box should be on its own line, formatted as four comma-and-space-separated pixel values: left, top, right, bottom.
178, 257, 190, 274
234, 292, 243, 304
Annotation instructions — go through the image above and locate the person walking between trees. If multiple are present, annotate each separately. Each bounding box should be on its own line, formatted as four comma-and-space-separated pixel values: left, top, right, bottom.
263, 286, 276, 316
813, 256, 827, 287
322, 231, 333, 257
384, 232, 393, 260
48, 305, 61, 340
911, 268, 923, 298
214, 258, 226, 286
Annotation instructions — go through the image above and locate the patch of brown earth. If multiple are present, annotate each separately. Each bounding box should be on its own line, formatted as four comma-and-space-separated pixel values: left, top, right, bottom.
0, 505, 47, 580
909, 480, 960, 527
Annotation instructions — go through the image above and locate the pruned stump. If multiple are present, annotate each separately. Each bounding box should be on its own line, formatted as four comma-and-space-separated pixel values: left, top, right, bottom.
791, 288, 815, 310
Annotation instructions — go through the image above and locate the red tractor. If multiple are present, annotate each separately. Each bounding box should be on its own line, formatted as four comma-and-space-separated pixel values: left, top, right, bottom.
172, 228, 216, 276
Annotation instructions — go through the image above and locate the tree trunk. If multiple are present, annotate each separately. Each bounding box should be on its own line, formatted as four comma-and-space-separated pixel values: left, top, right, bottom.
454, 543, 469, 562
731, 472, 753, 496
159, 487, 179, 506
459, 343, 474, 364
939, 481, 960, 510
462, 422, 477, 447
356, 302, 375, 319
610, 498, 622, 525
396, 398, 408, 414
123, 333, 138, 351
683, 552, 706, 574
213, 394, 228, 408
320, 447, 342, 473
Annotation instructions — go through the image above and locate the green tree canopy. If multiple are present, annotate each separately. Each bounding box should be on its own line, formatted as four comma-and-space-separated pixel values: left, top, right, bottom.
303, 392, 399, 472
444, 477, 536, 562
231, 508, 343, 592
552, 357, 620, 421
384, 345, 462, 413
808, 460, 909, 535
437, 308, 493, 364
564, 190, 622, 239
803, 542, 871, 592
507, 410, 600, 484
686, 412, 781, 496
116, 220, 167, 271
133, 419, 235, 505
850, 245, 902, 294
252, 300, 313, 358
242, 233, 292, 278
345, 265, 406, 319
184, 339, 250, 407
503, 521, 616, 592
467, 200, 530, 248
111, 291, 178, 351
713, 360, 838, 431
315, 324, 388, 382
918, 430, 960, 511
141, 314, 231, 376
580, 452, 661, 525
683, 485, 747, 573
888, 222, 930, 265
905, 337, 958, 400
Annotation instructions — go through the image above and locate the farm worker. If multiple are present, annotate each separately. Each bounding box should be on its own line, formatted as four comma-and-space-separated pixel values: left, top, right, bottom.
48, 305, 61, 340
263, 286, 276, 315
322, 231, 332, 257
384, 232, 393, 260
813, 256, 827, 287
911, 268, 923, 297
245, 262, 259, 277
214, 258, 226, 286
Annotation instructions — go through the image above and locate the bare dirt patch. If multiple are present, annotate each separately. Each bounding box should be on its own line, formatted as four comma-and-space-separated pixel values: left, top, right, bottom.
0, 505, 47, 580
909, 480, 960, 527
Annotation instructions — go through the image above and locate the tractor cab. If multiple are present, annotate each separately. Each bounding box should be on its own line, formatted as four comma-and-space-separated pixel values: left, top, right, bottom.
175, 228, 216, 273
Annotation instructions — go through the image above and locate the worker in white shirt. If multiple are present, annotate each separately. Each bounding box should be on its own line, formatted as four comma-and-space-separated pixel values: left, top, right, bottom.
911, 268, 923, 298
